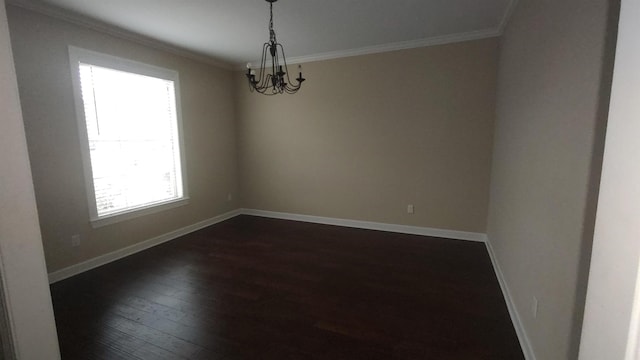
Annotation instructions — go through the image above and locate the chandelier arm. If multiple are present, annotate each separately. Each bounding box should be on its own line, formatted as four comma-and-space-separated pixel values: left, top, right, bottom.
249, 42, 269, 92
260, 42, 270, 83
288, 79, 302, 92
255, 42, 270, 89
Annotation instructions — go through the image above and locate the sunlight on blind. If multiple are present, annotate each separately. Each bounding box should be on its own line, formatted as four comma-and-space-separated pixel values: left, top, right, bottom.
78, 63, 183, 217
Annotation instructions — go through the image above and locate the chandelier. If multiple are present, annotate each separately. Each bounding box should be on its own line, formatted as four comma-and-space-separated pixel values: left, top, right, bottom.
246, 0, 305, 95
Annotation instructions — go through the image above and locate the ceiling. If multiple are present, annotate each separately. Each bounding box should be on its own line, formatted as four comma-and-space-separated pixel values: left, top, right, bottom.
9, 0, 515, 67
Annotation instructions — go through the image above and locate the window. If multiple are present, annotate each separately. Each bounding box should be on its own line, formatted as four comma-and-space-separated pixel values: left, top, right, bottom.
69, 47, 188, 227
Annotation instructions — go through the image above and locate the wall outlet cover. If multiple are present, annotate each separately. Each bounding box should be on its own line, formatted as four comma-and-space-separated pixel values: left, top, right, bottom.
71, 234, 81, 247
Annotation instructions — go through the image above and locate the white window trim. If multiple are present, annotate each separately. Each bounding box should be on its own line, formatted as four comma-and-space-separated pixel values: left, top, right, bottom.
68, 46, 189, 228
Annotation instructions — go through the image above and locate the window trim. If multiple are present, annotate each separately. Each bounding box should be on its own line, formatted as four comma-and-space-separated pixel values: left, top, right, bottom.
68, 46, 189, 228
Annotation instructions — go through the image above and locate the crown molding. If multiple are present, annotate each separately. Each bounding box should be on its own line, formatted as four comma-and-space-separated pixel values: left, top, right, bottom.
236, 27, 501, 69
7, 0, 510, 72
6, 0, 233, 70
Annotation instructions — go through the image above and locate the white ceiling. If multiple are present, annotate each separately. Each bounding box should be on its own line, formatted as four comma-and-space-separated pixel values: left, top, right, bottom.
10, 0, 515, 67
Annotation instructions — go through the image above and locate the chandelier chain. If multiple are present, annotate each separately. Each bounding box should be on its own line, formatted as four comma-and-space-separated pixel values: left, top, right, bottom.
269, 2, 276, 44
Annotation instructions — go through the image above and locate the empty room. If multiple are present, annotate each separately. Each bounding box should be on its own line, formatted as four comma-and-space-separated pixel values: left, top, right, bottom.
1, 0, 637, 359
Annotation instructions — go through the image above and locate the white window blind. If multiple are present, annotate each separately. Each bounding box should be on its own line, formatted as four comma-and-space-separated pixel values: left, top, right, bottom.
71, 50, 187, 224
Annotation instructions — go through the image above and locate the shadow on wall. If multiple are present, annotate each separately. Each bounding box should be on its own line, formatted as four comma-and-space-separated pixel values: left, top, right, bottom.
568, 0, 620, 358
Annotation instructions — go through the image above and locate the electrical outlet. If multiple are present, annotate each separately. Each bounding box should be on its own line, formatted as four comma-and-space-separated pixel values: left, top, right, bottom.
227, 193, 233, 201
532, 296, 538, 319
71, 234, 81, 247
407, 204, 414, 214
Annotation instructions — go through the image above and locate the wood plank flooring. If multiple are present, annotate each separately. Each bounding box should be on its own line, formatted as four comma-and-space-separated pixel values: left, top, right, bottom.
51, 215, 524, 359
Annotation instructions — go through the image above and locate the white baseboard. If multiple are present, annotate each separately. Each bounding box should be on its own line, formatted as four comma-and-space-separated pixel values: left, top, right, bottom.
47, 209, 242, 284
243, 210, 535, 357
485, 237, 536, 360
48, 207, 531, 359
48, 208, 485, 283
241, 208, 487, 242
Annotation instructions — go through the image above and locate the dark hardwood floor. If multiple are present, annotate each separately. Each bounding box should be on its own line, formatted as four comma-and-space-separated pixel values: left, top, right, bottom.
51, 215, 524, 359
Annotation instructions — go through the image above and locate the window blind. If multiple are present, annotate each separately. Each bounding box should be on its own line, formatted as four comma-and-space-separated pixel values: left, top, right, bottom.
78, 63, 183, 218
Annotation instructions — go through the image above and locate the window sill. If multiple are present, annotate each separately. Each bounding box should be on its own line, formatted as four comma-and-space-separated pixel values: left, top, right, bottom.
90, 197, 189, 228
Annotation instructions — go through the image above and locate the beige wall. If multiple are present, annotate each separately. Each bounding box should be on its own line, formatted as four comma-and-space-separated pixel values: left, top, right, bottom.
7, 6, 240, 273
0, 0, 60, 357
236, 39, 499, 233
580, 0, 640, 357
487, 0, 615, 359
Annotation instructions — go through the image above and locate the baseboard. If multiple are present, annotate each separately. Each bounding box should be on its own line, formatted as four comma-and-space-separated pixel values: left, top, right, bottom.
48, 208, 485, 283
485, 237, 536, 360
244, 209, 534, 359
47, 209, 242, 284
241, 209, 486, 242
48, 207, 532, 359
